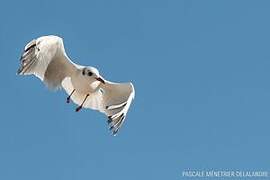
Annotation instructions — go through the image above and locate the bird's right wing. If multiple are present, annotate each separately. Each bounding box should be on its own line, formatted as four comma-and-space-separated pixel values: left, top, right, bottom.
18, 35, 77, 89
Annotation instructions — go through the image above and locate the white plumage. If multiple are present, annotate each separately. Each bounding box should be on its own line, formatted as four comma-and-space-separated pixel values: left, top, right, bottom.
18, 35, 135, 135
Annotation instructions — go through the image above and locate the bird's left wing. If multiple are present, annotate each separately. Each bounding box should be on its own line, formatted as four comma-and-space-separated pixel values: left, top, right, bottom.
99, 81, 135, 135
61, 78, 135, 135
18, 35, 77, 89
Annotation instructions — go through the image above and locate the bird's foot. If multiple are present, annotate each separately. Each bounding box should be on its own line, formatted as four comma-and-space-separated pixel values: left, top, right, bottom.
67, 89, 75, 104
75, 106, 82, 112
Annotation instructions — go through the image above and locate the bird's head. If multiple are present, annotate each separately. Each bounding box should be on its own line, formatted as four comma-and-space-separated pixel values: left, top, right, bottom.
80, 66, 105, 84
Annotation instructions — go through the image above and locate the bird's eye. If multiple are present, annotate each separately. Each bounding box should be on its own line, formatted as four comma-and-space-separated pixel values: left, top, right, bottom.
82, 70, 85, 75
88, 71, 93, 76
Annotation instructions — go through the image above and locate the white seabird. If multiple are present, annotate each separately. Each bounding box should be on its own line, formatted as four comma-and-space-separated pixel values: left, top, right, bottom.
17, 35, 135, 135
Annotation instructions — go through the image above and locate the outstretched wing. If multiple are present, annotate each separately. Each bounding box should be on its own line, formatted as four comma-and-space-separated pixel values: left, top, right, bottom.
61, 78, 135, 135
101, 81, 135, 135
18, 35, 77, 89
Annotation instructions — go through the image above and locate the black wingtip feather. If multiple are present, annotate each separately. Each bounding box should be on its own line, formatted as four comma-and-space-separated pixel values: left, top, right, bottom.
107, 119, 112, 124
109, 125, 114, 131
24, 43, 36, 52
112, 130, 118, 136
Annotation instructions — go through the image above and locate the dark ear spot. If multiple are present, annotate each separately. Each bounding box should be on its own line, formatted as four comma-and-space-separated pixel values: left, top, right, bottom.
88, 71, 93, 76
82, 69, 85, 75
99, 88, 104, 94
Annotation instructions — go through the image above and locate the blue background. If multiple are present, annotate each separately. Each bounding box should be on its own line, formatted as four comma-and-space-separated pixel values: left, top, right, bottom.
0, 0, 270, 179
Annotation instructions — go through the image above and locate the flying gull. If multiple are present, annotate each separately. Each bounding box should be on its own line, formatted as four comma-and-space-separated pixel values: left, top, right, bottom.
17, 35, 135, 136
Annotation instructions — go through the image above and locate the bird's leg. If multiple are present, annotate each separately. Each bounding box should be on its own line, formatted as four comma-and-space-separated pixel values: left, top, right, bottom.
66, 89, 75, 103
75, 94, 89, 112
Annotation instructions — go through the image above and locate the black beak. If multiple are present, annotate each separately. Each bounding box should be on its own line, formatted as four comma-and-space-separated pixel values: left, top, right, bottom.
95, 77, 105, 84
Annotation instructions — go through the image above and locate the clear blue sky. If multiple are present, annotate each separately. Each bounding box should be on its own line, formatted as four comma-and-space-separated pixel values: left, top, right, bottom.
0, 0, 270, 179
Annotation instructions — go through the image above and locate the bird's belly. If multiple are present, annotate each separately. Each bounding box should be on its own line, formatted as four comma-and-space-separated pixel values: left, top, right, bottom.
71, 77, 99, 94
